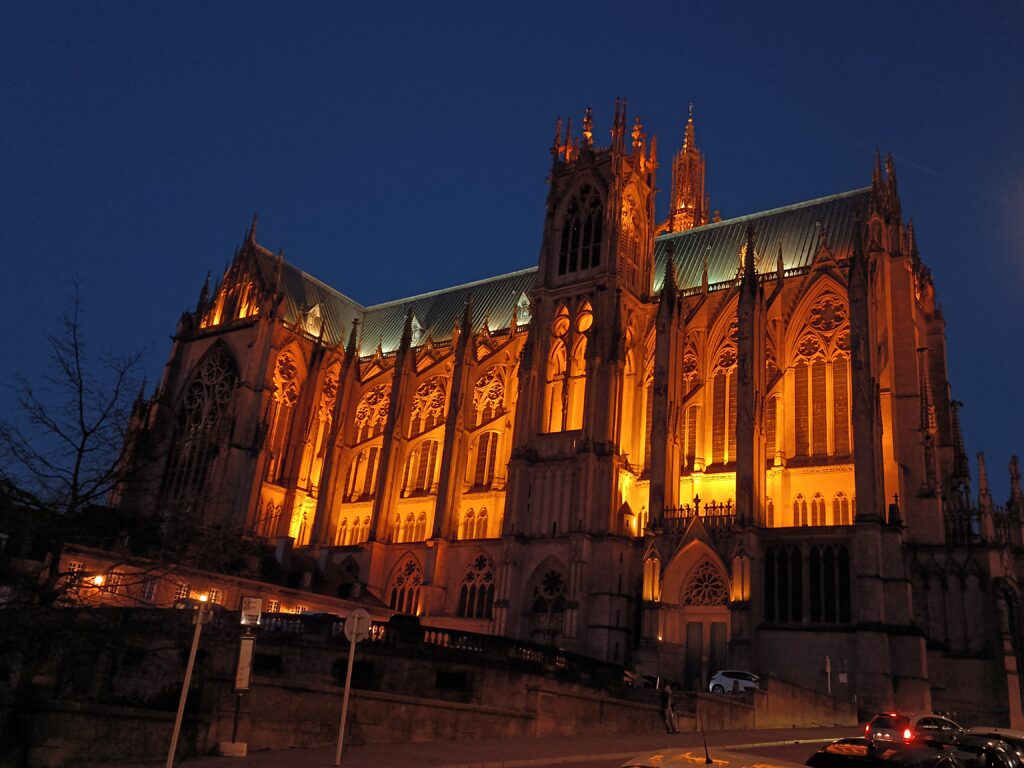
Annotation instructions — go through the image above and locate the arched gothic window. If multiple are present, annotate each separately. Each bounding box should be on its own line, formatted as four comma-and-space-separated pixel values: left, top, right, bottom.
409, 377, 446, 436
163, 344, 238, 503
833, 492, 851, 525
402, 513, 415, 542
402, 440, 439, 496
809, 544, 851, 624
544, 339, 567, 433
461, 509, 476, 540
794, 494, 809, 526
711, 344, 737, 465
353, 385, 390, 443
643, 553, 661, 602
475, 508, 488, 539
793, 294, 851, 458
413, 512, 427, 542
457, 555, 495, 619
307, 366, 338, 491
266, 351, 302, 484
529, 568, 567, 644
470, 432, 500, 489
812, 493, 826, 526
765, 395, 778, 463
764, 545, 803, 623
473, 368, 505, 426
344, 446, 380, 502
388, 558, 422, 615
543, 303, 589, 432
558, 186, 603, 275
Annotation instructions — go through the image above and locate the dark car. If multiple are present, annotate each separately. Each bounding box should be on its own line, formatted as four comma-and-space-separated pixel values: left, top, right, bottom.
863, 714, 1018, 768
807, 737, 964, 768
969, 730, 1024, 763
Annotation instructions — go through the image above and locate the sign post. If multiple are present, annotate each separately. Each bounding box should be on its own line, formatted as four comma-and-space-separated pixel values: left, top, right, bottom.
335, 609, 371, 766
220, 598, 261, 758
166, 596, 210, 768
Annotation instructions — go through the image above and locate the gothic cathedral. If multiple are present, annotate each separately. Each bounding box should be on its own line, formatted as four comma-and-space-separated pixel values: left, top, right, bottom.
123, 102, 1024, 724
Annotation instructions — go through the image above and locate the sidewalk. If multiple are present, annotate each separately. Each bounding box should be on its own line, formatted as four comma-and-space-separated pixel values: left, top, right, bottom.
111, 726, 857, 768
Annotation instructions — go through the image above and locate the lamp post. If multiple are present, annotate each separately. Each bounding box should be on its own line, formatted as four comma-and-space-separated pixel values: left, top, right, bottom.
166, 595, 210, 768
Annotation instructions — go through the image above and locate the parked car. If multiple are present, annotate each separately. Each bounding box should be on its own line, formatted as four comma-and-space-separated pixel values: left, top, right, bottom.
968, 730, 1024, 762
709, 669, 759, 693
866, 713, 962, 748
864, 714, 1018, 768
806, 737, 964, 768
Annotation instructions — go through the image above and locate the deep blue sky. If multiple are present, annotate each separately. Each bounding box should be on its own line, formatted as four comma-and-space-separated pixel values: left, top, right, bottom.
1, 2, 1021, 499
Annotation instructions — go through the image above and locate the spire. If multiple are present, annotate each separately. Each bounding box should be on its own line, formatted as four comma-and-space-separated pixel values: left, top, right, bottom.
631, 116, 644, 150
950, 400, 970, 484
582, 105, 594, 148
400, 306, 414, 349
741, 225, 758, 292
345, 318, 360, 358
246, 212, 258, 245
668, 103, 708, 231
195, 271, 211, 314
683, 102, 696, 151
978, 451, 993, 510
1011, 456, 1023, 506
550, 116, 563, 164
872, 149, 883, 191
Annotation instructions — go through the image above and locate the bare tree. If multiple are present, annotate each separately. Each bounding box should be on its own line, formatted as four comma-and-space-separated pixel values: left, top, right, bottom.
0, 283, 143, 605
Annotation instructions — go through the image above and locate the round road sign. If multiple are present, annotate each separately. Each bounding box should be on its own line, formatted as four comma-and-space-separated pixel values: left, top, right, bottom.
343, 608, 372, 643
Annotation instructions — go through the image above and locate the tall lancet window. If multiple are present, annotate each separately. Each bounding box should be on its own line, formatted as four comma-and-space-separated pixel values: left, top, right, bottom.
558, 186, 603, 275
793, 293, 851, 458
163, 344, 238, 503
711, 344, 737, 465
266, 351, 301, 484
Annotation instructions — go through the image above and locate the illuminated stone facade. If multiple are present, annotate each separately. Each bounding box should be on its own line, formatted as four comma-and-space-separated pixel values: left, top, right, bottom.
122, 103, 1024, 723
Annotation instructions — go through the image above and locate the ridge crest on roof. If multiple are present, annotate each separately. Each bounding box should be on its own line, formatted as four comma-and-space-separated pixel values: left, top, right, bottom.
656, 187, 871, 242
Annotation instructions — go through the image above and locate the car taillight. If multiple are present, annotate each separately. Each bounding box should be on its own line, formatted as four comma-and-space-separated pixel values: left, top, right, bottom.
865, 724, 871, 735
903, 729, 913, 742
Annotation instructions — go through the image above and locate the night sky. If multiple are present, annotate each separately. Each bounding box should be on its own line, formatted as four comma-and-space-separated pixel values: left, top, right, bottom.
1, 3, 1021, 499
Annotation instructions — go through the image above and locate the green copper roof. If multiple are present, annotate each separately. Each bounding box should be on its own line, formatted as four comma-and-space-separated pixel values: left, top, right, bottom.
653, 187, 871, 293
258, 186, 870, 353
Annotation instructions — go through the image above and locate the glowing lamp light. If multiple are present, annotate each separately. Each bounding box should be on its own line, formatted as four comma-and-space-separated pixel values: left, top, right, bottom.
903, 729, 913, 741
91, 575, 105, 587
198, 594, 209, 603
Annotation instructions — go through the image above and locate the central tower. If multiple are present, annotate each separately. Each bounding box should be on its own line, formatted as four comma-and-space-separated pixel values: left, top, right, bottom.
499, 100, 659, 662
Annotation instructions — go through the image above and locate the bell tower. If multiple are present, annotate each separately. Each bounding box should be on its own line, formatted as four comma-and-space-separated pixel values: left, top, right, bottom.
667, 105, 709, 232
501, 101, 658, 661
507, 99, 658, 537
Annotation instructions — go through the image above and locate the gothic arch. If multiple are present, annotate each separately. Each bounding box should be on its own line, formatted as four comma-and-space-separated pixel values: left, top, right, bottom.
524, 557, 569, 645
386, 553, 423, 615
782, 276, 850, 357
457, 553, 496, 620
661, 539, 729, 607
555, 182, 606, 278
163, 341, 239, 505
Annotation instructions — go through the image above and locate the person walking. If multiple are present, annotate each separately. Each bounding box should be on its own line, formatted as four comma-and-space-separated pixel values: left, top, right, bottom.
661, 683, 679, 733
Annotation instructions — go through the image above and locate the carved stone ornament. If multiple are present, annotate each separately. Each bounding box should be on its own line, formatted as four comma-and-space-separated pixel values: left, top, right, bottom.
682, 561, 729, 606
808, 295, 848, 334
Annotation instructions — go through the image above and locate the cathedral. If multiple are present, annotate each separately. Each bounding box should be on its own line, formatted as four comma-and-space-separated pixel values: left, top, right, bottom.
122, 101, 1024, 724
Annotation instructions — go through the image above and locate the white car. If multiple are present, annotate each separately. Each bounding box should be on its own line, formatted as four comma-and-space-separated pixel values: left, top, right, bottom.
708, 669, 759, 693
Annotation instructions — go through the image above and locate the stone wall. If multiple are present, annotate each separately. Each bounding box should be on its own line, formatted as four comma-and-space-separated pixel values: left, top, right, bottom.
2, 608, 856, 767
